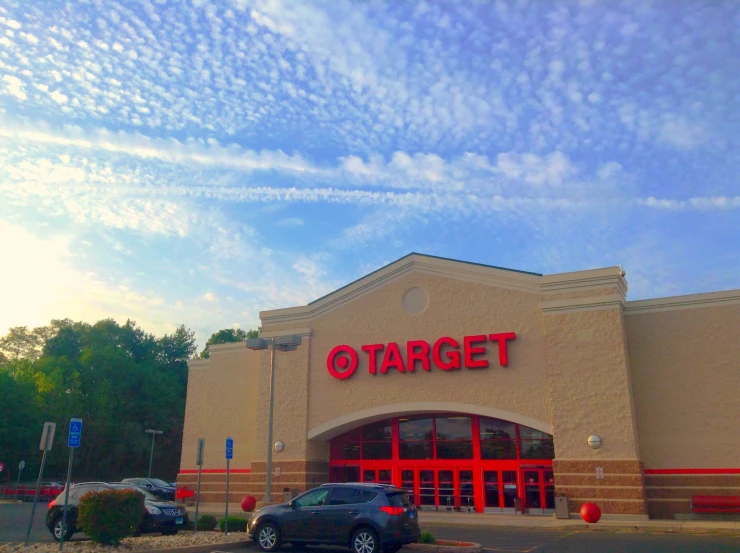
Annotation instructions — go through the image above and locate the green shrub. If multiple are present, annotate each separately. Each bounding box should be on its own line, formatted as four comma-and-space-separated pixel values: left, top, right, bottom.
419, 531, 436, 544
218, 515, 248, 532
77, 489, 144, 545
196, 514, 218, 531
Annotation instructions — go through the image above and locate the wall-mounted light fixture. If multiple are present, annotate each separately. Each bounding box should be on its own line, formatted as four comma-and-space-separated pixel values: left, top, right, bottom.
274, 441, 284, 453
587, 434, 603, 449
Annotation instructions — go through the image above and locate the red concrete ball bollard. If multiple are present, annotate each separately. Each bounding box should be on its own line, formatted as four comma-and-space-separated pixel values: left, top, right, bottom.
241, 495, 256, 512
580, 502, 601, 523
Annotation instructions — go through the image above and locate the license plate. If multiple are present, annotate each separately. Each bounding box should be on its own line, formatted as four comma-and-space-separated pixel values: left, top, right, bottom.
175, 517, 183, 524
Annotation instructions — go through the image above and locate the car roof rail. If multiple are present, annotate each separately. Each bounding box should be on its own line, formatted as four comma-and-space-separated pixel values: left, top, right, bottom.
321, 482, 399, 490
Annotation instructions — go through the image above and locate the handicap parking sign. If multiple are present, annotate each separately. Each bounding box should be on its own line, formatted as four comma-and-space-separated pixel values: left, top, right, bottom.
68, 418, 83, 448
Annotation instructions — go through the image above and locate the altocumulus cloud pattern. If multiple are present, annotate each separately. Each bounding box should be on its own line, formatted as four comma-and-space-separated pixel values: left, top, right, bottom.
0, 0, 738, 342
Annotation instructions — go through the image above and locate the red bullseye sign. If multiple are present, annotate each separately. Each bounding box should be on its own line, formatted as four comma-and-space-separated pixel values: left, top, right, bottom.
327, 345, 358, 379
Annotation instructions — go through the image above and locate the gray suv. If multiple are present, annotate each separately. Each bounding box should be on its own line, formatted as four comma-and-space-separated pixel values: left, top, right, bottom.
247, 483, 420, 553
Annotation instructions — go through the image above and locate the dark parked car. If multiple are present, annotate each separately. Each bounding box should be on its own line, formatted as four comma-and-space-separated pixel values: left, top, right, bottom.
121, 478, 176, 501
247, 483, 420, 553
45, 482, 188, 541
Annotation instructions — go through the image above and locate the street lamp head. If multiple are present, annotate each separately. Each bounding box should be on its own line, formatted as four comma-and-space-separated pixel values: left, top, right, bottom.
276, 335, 302, 352
246, 335, 302, 352
145, 429, 164, 435
246, 337, 269, 350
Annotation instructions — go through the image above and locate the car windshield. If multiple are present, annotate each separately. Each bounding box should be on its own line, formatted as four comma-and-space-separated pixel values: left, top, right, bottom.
113, 485, 158, 500
148, 479, 171, 487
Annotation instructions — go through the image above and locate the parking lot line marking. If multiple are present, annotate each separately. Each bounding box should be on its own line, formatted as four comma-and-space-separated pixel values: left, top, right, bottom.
483, 545, 540, 553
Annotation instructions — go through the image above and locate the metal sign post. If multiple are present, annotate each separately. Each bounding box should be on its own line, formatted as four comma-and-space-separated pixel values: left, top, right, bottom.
225, 437, 233, 534
194, 438, 205, 533
15, 460, 25, 497
60, 418, 82, 551
25, 422, 56, 545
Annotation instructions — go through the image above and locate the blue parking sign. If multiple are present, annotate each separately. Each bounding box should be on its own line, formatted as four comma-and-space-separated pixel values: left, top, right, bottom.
225, 437, 233, 459
68, 418, 82, 448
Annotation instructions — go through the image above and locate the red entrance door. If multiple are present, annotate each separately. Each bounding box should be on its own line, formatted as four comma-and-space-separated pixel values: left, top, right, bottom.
483, 469, 519, 512
400, 467, 475, 511
522, 468, 555, 514
362, 466, 393, 485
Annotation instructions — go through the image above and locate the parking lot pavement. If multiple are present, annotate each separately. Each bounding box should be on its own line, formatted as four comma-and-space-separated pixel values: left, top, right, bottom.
0, 501, 56, 543
226, 525, 740, 553
4, 503, 739, 552
425, 525, 740, 553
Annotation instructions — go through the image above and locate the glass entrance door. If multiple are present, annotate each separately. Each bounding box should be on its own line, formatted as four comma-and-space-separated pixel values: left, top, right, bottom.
483, 469, 519, 513
362, 467, 392, 485
403, 468, 475, 511
522, 468, 555, 514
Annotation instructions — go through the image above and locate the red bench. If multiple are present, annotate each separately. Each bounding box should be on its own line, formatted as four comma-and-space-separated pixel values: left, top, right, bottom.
690, 495, 740, 519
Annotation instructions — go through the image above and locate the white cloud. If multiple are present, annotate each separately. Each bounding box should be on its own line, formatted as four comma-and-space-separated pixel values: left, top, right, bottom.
203, 292, 218, 301
495, 152, 574, 186
275, 217, 304, 227
2, 74, 27, 100
658, 117, 708, 150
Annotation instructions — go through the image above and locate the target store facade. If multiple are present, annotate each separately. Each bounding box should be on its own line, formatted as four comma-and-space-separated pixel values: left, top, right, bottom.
178, 253, 740, 520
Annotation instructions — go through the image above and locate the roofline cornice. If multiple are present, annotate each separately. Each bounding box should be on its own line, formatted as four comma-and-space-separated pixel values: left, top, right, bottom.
260, 253, 626, 327
625, 289, 740, 314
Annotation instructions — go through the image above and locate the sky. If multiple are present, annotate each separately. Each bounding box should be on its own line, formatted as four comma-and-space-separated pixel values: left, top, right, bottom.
0, 0, 738, 347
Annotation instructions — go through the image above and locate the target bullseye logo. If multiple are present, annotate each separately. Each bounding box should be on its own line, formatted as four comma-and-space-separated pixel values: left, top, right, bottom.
327, 344, 358, 379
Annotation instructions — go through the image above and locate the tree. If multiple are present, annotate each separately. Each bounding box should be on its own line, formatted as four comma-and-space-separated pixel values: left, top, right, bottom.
0, 326, 43, 361
199, 327, 259, 358
0, 318, 198, 482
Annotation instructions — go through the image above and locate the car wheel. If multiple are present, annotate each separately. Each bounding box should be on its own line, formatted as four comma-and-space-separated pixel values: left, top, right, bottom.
256, 522, 281, 552
352, 527, 380, 553
52, 516, 74, 542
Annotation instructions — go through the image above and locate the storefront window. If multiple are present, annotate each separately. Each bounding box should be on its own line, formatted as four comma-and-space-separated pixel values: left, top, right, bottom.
362, 420, 392, 459
329, 414, 555, 467
399, 440, 433, 459
479, 416, 517, 460
479, 417, 516, 440
363, 421, 392, 441
399, 417, 433, 440
399, 416, 434, 459
518, 425, 554, 459
436, 416, 473, 459
520, 439, 555, 459
330, 428, 361, 460
480, 439, 517, 459
363, 441, 392, 459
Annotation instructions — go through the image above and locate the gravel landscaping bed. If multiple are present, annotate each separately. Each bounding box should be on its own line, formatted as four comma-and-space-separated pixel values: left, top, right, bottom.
0, 531, 250, 553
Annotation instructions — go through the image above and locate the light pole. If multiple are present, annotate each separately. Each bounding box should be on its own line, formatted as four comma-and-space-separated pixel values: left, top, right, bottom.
246, 334, 302, 503
145, 429, 163, 478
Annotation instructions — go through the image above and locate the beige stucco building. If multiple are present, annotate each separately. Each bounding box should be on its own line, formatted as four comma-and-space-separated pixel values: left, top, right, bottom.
177, 253, 740, 520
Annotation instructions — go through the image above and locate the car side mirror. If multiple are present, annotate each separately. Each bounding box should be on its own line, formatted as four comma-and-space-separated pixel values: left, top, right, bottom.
289, 500, 296, 509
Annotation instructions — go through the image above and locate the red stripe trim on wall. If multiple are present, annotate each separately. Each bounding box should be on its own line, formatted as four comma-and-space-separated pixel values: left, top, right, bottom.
645, 468, 740, 475
178, 469, 251, 474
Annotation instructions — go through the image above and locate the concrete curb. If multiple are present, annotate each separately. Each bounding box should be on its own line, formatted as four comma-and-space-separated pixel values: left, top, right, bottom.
407, 541, 482, 553
136, 540, 251, 553
583, 523, 740, 535
421, 520, 740, 536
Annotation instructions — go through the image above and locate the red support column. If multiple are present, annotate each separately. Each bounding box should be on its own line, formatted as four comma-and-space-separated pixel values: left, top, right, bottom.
391, 418, 400, 487
472, 416, 484, 512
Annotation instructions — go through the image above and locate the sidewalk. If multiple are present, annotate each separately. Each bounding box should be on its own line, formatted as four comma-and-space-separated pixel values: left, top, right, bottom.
190, 503, 740, 534
416, 511, 740, 534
